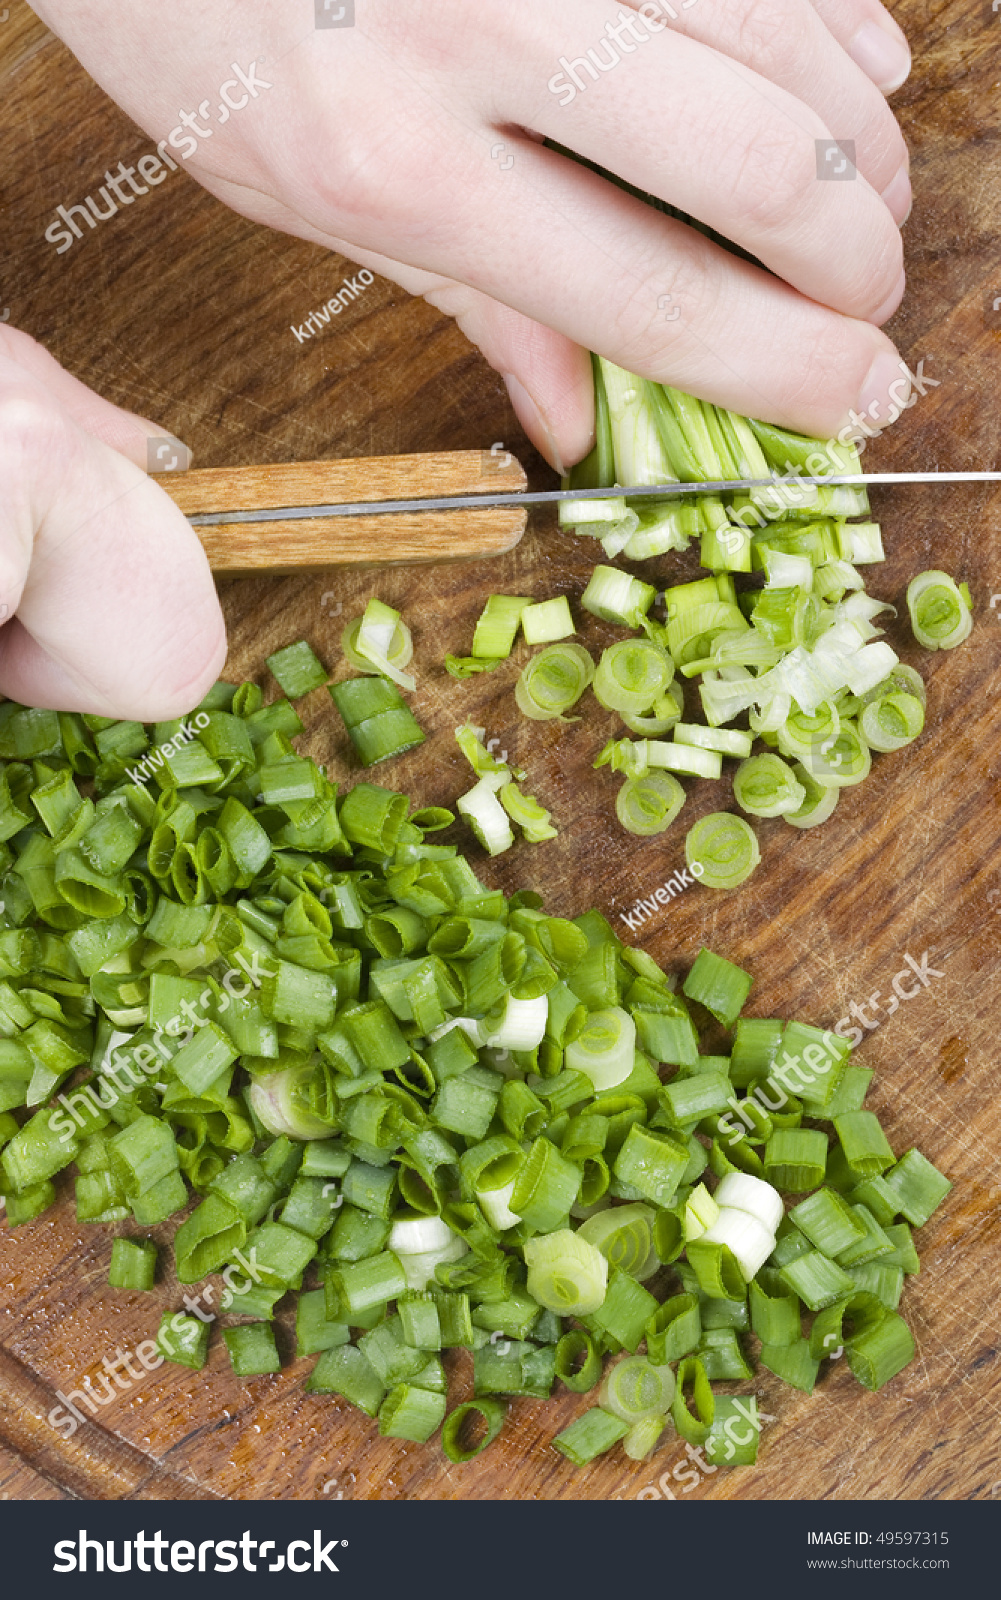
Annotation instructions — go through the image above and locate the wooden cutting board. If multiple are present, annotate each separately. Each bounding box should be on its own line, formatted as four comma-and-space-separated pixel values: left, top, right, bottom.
1, 0, 999, 1505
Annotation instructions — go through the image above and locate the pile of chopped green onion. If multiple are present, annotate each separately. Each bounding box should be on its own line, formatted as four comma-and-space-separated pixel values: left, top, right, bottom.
0, 670, 949, 1466
447, 362, 972, 881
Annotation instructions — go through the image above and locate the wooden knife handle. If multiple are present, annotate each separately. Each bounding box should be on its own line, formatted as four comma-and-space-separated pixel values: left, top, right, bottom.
159, 450, 529, 576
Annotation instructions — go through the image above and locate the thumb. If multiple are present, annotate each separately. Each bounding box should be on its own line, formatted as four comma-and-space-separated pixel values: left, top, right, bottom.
0, 324, 193, 471
0, 376, 225, 718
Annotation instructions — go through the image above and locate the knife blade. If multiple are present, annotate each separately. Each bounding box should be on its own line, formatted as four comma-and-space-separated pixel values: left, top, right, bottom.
186, 471, 1001, 526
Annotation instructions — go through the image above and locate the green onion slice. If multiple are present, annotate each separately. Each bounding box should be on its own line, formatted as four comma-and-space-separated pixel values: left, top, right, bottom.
472, 596, 530, 659
599, 1355, 675, 1423
516, 644, 595, 722
594, 639, 674, 717
685, 812, 760, 889
524, 1227, 609, 1315
733, 754, 806, 818
521, 596, 575, 646
859, 691, 924, 753
783, 761, 840, 829
615, 772, 686, 837
565, 1007, 636, 1090
345, 599, 416, 690
442, 1398, 507, 1462
906, 569, 972, 651
581, 565, 657, 629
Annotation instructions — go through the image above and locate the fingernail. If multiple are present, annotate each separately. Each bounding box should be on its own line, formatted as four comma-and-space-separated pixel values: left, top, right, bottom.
503, 374, 565, 475
856, 349, 910, 430
848, 19, 911, 93
880, 163, 912, 227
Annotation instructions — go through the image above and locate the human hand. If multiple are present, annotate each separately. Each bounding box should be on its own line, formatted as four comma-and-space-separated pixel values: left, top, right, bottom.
0, 326, 225, 717
34, 0, 912, 469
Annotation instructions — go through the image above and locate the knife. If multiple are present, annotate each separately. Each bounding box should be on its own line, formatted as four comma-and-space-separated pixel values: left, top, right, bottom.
160, 454, 1001, 576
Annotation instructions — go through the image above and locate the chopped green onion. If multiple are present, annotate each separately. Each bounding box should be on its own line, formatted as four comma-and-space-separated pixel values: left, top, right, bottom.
472, 595, 531, 658
615, 772, 685, 837
783, 761, 840, 828
713, 1172, 784, 1234
833, 1111, 896, 1180
565, 1007, 635, 1090
647, 742, 722, 780
581, 566, 656, 629
499, 782, 558, 845
881, 1147, 952, 1225
594, 640, 673, 717
442, 1398, 507, 1462
156, 1311, 210, 1369
673, 723, 753, 759
223, 1321, 281, 1377
779, 1249, 855, 1311
509, 1136, 580, 1231
516, 643, 595, 722
379, 1382, 447, 1441
683, 947, 753, 1028
577, 1203, 657, 1280
306, 1344, 386, 1416
521, 596, 575, 645
758, 1337, 820, 1393
845, 1310, 915, 1390
733, 754, 805, 818
456, 777, 515, 858
266, 641, 328, 698
108, 1236, 157, 1290
524, 1228, 608, 1314
790, 1187, 867, 1257
599, 1355, 674, 1422
699, 1208, 775, 1282
685, 813, 760, 889
328, 678, 425, 766
906, 569, 972, 650
552, 1406, 629, 1465
860, 692, 924, 752
764, 1128, 828, 1191
350, 599, 416, 690
671, 1355, 714, 1444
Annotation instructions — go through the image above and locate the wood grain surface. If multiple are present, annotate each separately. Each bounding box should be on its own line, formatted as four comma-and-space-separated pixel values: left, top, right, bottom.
1, 0, 1000, 1504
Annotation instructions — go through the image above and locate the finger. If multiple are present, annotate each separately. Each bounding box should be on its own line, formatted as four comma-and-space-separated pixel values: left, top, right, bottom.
617, 0, 910, 221
199, 12, 902, 325
0, 377, 225, 718
512, 5, 903, 322
304, 130, 905, 439
806, 0, 912, 93
0, 325, 193, 470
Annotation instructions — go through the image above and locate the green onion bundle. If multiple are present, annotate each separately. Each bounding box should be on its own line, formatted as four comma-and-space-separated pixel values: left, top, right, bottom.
0, 674, 949, 1463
